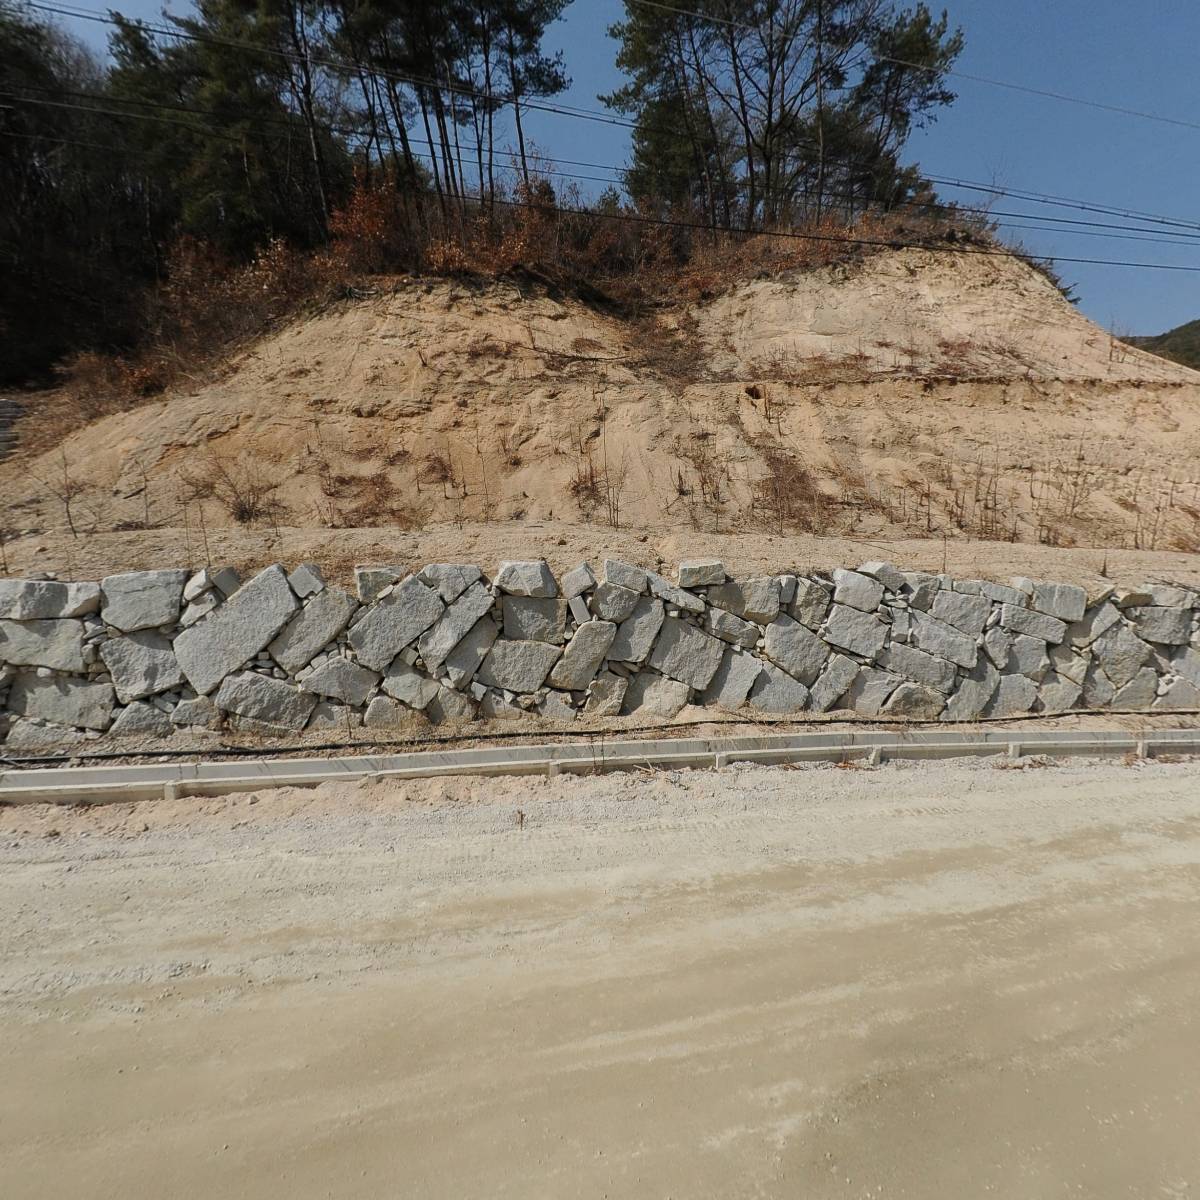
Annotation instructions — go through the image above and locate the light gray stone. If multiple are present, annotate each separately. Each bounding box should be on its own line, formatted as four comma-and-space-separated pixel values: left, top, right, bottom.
1113, 588, 1153, 608
183, 570, 212, 602
100, 569, 188, 632
608, 597, 665, 664
537, 690, 576, 722
347, 576, 444, 672
763, 614, 829, 685
747, 663, 809, 714
678, 559, 726, 587
1049, 644, 1090, 685
584, 673, 628, 717
1028, 581, 1087, 623
820, 604, 888, 660
845, 668, 903, 717
548, 621, 616, 690
647, 571, 705, 614
268, 587, 358, 675
1082, 663, 1116, 708
942, 659, 999, 721
1153, 677, 1200, 711
789, 578, 831, 628
881, 682, 945, 720
622, 672, 690, 718
170, 695, 221, 730
363, 696, 412, 730
603, 559, 648, 593
562, 562, 597, 599
381, 660, 441, 709
707, 607, 758, 649
857, 561, 906, 591
909, 611, 977, 669
214, 672, 317, 731
997, 604, 1067, 644
287, 563, 326, 598
417, 582, 496, 671
426, 686, 476, 724
99, 631, 185, 703
211, 567, 241, 598
777, 575, 798, 605
1008, 634, 1051, 681
1129, 606, 1191, 645
0, 618, 84, 672
1173, 647, 1200, 688
306, 701, 361, 731
708, 577, 781, 624
979, 580, 1027, 606
1091, 622, 1151, 689
1112, 667, 1159, 709
1068, 602, 1121, 648
3, 718, 87, 753
701, 649, 762, 710
591, 581, 641, 623
568, 595, 591, 626
495, 560, 557, 598
444, 617, 499, 689
8, 674, 115, 731
983, 674, 1037, 717
809, 653, 860, 712
479, 690, 525, 720
476, 640, 561, 692
355, 565, 401, 603
983, 625, 1012, 669
416, 563, 482, 603
646, 617, 724, 690
1037, 673, 1083, 712
108, 701, 174, 739
301, 658, 379, 707
930, 590, 991, 637
899, 573, 940, 611
0, 579, 95, 620
1148, 585, 1193, 607
502, 596, 568, 644
181, 593, 219, 627
832, 568, 884, 612
176, 565, 299, 694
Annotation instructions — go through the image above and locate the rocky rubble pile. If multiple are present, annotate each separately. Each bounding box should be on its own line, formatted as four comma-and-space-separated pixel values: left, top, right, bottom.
1, 558, 1198, 751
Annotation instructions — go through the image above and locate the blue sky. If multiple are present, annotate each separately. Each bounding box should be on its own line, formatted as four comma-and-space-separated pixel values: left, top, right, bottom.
59, 0, 1200, 334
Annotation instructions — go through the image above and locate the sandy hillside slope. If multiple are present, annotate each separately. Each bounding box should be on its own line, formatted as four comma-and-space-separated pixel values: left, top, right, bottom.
2, 248, 1198, 560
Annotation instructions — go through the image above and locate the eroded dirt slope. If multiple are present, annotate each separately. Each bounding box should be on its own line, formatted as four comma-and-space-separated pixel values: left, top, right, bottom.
3, 249, 1198, 564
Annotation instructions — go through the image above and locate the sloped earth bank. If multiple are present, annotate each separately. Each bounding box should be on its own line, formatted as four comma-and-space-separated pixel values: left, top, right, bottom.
4, 249, 1200, 557
3, 758, 1200, 1198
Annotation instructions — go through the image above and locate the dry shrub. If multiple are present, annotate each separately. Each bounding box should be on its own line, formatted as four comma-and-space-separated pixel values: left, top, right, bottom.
752, 448, 834, 532
179, 452, 289, 526
26, 172, 1000, 459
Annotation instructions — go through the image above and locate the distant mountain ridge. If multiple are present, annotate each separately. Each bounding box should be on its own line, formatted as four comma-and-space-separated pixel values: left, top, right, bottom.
1130, 319, 1200, 369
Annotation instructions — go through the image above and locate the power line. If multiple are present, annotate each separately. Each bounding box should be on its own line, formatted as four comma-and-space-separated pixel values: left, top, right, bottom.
626, 0, 1200, 133
27, 1, 1200, 237
12, 65, 1200, 243
7, 120, 1200, 270
11, 89, 1200, 251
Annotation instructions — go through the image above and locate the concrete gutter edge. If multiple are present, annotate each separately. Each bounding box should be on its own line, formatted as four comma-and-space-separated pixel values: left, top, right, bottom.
2, 727, 1198, 805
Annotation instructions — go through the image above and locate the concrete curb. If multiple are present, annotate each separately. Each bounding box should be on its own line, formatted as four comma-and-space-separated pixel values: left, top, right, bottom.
2, 727, 1198, 805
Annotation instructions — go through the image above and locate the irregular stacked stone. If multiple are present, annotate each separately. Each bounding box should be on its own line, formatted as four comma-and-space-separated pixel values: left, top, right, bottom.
0, 558, 1198, 748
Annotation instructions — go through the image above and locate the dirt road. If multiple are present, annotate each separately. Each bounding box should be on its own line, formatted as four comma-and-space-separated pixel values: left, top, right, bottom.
3, 759, 1200, 1198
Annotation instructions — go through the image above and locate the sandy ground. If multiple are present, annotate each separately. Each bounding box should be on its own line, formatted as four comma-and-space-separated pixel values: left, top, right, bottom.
6, 519, 1200, 589
4, 249, 1199, 555
3, 757, 1200, 1198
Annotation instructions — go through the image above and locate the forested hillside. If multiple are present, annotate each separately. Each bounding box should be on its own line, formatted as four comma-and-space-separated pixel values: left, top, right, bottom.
1130, 319, 1200, 370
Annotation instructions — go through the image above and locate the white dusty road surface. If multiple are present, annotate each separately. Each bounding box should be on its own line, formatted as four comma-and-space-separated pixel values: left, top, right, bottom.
3, 758, 1200, 1199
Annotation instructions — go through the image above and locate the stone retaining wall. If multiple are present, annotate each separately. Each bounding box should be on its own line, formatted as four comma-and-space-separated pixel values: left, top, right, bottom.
1, 559, 1198, 751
